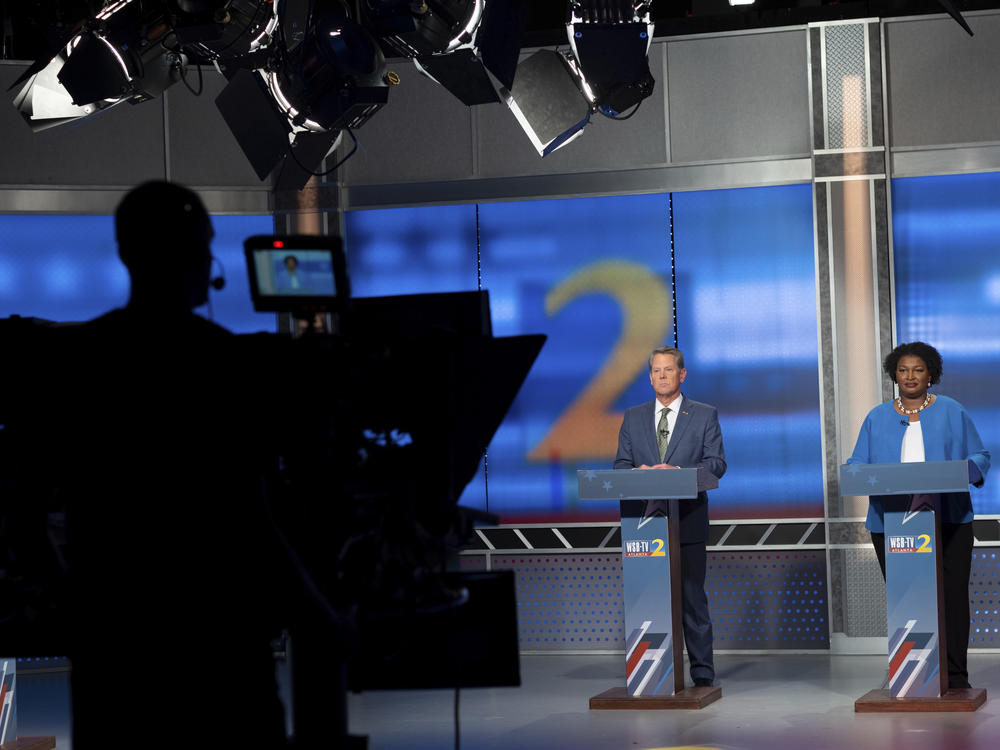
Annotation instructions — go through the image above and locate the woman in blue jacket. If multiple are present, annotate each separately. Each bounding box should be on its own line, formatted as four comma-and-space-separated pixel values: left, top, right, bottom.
848, 341, 989, 689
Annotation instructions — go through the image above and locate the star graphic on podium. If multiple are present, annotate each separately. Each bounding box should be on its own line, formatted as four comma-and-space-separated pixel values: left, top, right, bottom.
602, 481, 613, 491
867, 475, 879, 487
583, 470, 597, 481
637, 499, 669, 530
845, 464, 861, 476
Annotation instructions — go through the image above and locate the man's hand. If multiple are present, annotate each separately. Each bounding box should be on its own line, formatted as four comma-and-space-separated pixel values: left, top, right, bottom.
634, 463, 680, 469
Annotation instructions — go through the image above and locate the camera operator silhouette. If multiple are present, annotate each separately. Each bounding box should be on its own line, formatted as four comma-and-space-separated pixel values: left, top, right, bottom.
11, 182, 286, 747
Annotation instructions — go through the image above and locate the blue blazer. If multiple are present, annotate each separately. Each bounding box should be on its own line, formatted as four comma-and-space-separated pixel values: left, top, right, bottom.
846, 394, 989, 532
614, 397, 726, 543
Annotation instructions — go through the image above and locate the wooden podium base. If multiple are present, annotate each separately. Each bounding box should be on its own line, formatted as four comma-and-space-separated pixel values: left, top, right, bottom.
0, 737, 57, 750
590, 685, 722, 710
855, 688, 987, 712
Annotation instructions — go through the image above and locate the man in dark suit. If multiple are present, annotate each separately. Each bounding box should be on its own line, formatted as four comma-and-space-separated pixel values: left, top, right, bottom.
614, 345, 726, 687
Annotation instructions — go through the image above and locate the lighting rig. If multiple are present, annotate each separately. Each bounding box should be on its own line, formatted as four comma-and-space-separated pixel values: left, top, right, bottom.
9, 1, 660, 185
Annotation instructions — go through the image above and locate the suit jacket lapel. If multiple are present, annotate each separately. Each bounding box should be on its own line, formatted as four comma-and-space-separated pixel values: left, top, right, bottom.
664, 402, 693, 465
642, 401, 659, 464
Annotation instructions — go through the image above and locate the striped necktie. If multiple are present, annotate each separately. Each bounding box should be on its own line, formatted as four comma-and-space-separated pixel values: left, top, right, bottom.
657, 408, 670, 462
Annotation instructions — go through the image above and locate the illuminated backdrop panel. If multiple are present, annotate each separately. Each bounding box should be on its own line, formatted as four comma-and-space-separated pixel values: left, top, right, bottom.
0, 213, 276, 333
346, 185, 824, 521
892, 172, 1000, 515
672, 184, 823, 519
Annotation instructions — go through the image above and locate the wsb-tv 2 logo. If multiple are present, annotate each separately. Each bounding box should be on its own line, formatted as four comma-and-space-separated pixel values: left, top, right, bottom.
887, 534, 932, 554
624, 539, 666, 557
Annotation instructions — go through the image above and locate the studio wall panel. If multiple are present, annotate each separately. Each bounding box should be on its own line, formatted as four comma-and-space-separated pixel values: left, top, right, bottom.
886, 13, 1000, 148
666, 30, 810, 164
0, 63, 166, 187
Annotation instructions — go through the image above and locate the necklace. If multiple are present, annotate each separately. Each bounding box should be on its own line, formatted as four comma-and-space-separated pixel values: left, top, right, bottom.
897, 393, 931, 415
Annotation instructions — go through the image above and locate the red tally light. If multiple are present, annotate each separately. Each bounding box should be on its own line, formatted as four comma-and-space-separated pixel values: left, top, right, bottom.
273, 240, 285, 248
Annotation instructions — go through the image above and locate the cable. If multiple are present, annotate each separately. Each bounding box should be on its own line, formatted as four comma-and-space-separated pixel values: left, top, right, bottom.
287, 127, 359, 177
178, 60, 204, 96
668, 191, 678, 348
599, 98, 642, 121
475, 201, 489, 515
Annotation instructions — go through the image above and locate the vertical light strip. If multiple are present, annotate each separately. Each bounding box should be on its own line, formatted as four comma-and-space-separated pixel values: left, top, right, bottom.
162, 93, 171, 181
863, 22, 874, 149
476, 202, 489, 514
819, 25, 829, 150
660, 39, 671, 164
825, 187, 841, 492
668, 192, 677, 348
880, 20, 899, 356
868, 178, 881, 386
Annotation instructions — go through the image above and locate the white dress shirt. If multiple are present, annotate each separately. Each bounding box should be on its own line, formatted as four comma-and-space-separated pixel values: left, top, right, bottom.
901, 419, 925, 463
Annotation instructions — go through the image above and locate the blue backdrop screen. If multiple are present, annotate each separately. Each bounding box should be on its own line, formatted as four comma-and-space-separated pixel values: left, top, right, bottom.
346, 185, 823, 521
0, 213, 276, 333
893, 172, 1000, 516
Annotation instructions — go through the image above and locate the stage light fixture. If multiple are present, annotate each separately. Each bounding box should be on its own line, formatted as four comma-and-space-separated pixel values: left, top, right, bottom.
360, 0, 524, 108
501, 49, 592, 157
502, 1, 655, 157
217, 1, 392, 188
10, 0, 264, 131
566, 0, 655, 119
363, 0, 486, 59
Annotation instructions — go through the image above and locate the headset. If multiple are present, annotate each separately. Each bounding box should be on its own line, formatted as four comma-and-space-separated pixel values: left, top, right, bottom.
210, 255, 226, 291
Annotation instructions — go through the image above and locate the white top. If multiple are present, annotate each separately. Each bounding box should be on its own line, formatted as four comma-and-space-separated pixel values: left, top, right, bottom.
654, 394, 683, 452
900, 420, 926, 463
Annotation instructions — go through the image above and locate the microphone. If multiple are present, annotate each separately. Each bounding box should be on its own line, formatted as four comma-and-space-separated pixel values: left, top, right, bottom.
210, 255, 226, 291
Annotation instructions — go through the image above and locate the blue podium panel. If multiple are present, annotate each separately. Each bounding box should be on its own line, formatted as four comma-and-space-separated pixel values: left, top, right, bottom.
577, 469, 698, 501
884, 503, 942, 698
620, 500, 675, 696
840, 461, 969, 496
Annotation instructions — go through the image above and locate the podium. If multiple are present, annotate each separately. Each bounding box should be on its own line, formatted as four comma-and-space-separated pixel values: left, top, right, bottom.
578, 467, 721, 709
840, 460, 987, 712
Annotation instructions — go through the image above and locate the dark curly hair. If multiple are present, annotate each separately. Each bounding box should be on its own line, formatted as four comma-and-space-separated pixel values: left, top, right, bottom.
883, 341, 943, 386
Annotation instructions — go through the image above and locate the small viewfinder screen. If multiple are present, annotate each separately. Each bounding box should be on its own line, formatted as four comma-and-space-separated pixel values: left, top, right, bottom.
251, 248, 338, 297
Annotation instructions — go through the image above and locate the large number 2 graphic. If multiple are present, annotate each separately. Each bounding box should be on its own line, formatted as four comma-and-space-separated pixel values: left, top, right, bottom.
916, 534, 932, 553
528, 260, 672, 461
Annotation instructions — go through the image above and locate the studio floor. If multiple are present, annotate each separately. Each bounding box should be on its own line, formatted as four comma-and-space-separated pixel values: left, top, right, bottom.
17, 652, 1000, 749
348, 653, 1000, 750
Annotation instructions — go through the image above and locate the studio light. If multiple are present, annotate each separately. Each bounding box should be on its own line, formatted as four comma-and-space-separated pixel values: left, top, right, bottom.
502, 0, 655, 157
362, 0, 525, 107
501, 49, 592, 157
566, 0, 655, 119
10, 0, 267, 131
217, 1, 392, 188
363, 0, 486, 59
13, 0, 184, 130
